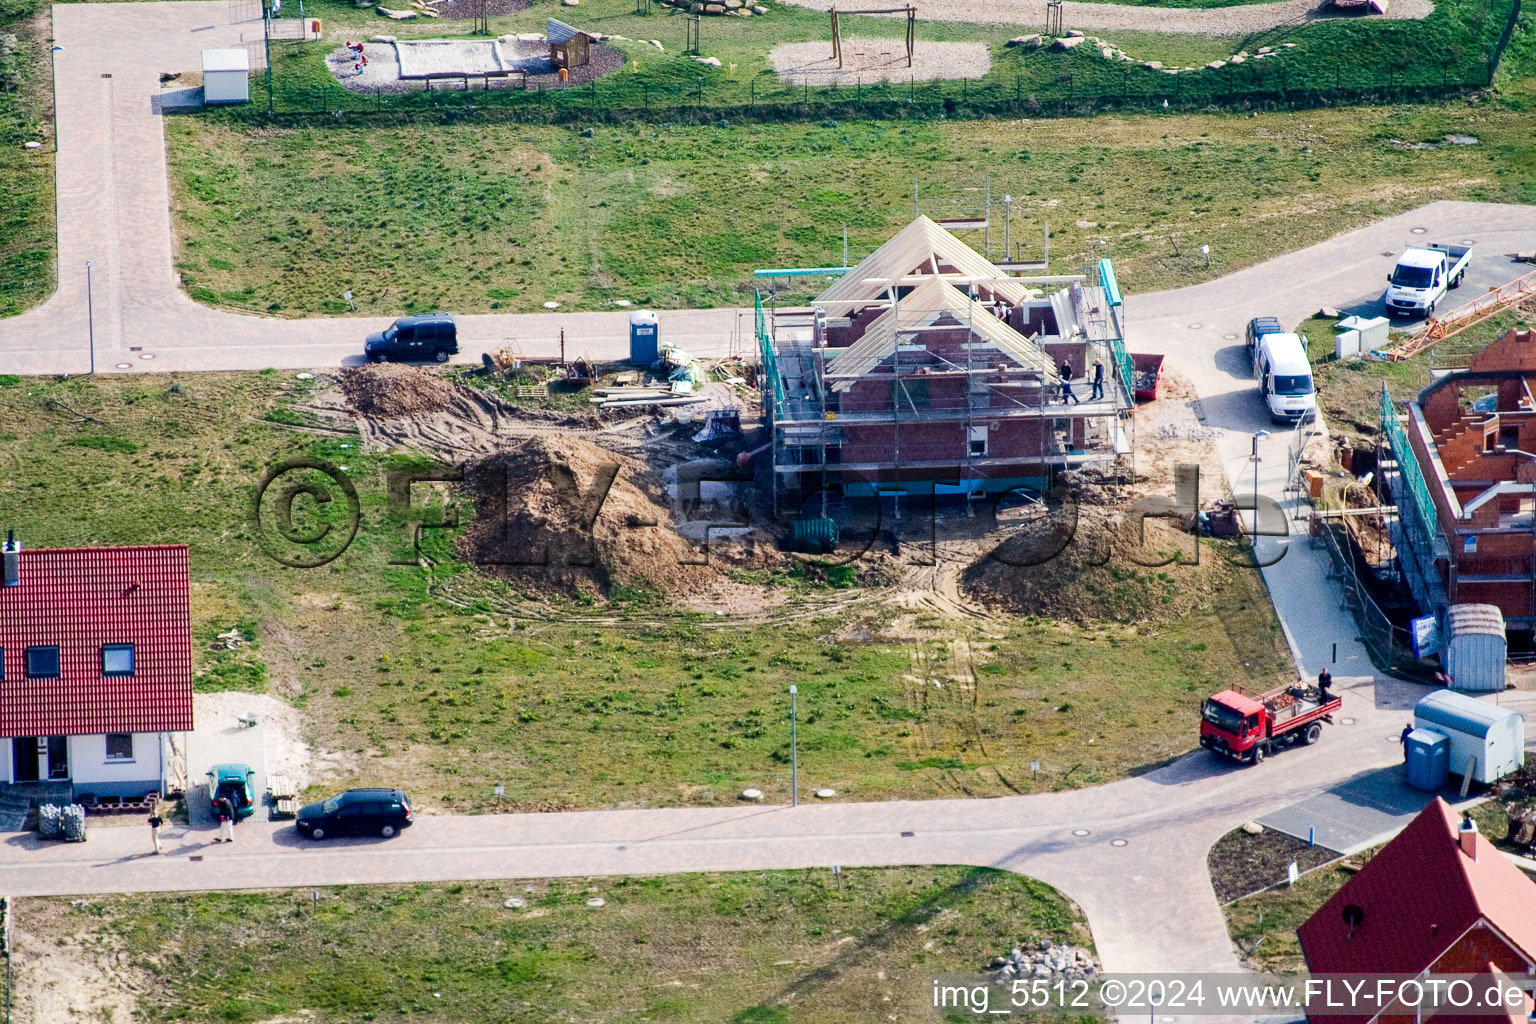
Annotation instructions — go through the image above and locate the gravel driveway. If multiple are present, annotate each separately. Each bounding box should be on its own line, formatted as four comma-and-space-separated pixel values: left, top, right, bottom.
775, 0, 1433, 36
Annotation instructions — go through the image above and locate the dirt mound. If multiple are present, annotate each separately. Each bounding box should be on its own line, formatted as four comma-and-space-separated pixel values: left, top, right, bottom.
458, 435, 772, 598
961, 505, 1236, 623
339, 363, 459, 418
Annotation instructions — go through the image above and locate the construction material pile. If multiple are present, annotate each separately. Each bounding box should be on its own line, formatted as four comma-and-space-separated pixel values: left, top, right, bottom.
962, 506, 1233, 623
339, 363, 459, 418
458, 435, 759, 597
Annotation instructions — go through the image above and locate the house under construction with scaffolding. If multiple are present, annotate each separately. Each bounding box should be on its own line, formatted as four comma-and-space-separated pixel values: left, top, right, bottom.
1383, 327, 1536, 632
757, 216, 1135, 513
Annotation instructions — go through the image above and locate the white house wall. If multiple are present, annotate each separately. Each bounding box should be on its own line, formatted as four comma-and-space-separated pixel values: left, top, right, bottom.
68, 732, 164, 798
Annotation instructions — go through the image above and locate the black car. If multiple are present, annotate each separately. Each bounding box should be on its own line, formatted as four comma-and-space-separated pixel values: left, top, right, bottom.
364, 313, 458, 364
296, 788, 413, 840
1245, 315, 1283, 355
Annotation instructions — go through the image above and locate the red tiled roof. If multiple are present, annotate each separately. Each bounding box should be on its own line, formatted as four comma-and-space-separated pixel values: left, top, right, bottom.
1298, 799, 1536, 1024
0, 545, 192, 736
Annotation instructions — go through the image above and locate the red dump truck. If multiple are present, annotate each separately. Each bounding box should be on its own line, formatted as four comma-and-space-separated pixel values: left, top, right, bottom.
1200, 681, 1341, 765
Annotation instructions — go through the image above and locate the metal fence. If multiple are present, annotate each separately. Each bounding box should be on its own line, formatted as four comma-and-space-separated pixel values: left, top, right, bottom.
1379, 384, 1440, 556
1282, 397, 1439, 679
253, 74, 1507, 126
1310, 511, 1425, 676
755, 291, 784, 408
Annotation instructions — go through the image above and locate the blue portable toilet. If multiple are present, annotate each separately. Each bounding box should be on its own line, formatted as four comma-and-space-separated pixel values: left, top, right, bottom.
629, 310, 658, 366
1404, 728, 1450, 791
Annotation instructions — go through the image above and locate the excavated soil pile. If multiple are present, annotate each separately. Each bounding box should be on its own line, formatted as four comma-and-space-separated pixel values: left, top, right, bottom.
340, 363, 459, 418
459, 435, 767, 598
962, 504, 1234, 624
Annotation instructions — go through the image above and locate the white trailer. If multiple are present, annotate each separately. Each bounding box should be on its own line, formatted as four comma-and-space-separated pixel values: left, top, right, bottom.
1413, 689, 1525, 785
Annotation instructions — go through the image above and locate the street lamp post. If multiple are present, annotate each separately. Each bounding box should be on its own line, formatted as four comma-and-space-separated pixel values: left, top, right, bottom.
50, 45, 63, 153
788, 684, 798, 807
85, 260, 95, 374
1002, 194, 1012, 262
1251, 429, 1270, 529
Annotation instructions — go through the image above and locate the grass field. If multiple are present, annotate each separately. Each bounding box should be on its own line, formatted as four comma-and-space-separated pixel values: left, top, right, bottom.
0, 0, 56, 318
242, 0, 1510, 119
1298, 299, 1536, 444
168, 102, 1536, 317
1223, 853, 1348, 972
0, 371, 1290, 808
14, 866, 1090, 1023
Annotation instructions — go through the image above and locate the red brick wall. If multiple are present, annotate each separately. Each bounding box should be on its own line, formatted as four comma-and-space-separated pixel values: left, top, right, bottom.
1470, 329, 1536, 373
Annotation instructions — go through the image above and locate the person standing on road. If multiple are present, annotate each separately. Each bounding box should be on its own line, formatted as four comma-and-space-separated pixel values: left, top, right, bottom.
148, 810, 164, 855
216, 796, 235, 843
1399, 722, 1414, 758
1090, 360, 1105, 401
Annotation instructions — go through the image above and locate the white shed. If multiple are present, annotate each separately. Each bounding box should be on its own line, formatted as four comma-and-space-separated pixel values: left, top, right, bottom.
1413, 689, 1525, 785
1444, 603, 1506, 692
201, 48, 250, 105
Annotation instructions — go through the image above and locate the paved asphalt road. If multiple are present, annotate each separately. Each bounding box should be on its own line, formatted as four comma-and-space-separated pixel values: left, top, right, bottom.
1, 672, 1424, 985
5, 0, 1536, 994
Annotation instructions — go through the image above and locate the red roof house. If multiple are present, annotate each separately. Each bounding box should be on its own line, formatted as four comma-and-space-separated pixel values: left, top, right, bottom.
0, 538, 192, 800
1297, 797, 1536, 1024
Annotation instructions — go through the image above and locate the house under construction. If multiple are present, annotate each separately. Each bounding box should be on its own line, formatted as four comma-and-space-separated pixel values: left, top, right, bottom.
757, 216, 1134, 512
1384, 327, 1536, 631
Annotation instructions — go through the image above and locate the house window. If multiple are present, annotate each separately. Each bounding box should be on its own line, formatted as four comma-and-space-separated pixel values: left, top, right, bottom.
105, 733, 134, 761
969, 426, 989, 458
25, 645, 59, 679
0, 647, 5, 679
102, 644, 135, 676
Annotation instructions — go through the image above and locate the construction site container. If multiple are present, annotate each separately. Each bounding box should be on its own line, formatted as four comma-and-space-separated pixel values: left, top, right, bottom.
1404, 728, 1450, 791
1130, 352, 1164, 402
629, 310, 658, 366
1413, 689, 1525, 784
1444, 604, 1506, 692
201, 49, 250, 105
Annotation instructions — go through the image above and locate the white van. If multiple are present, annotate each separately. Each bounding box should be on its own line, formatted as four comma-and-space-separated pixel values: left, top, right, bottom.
1254, 332, 1316, 423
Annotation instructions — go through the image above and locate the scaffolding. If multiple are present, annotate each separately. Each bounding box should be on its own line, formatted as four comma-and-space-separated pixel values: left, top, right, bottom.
758, 217, 1134, 516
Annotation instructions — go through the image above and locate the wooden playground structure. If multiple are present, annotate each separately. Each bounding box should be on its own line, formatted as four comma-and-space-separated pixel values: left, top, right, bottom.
829, 5, 916, 68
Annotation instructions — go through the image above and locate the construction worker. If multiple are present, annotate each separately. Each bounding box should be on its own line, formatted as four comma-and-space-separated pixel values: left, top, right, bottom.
1090, 360, 1105, 401
1059, 362, 1080, 406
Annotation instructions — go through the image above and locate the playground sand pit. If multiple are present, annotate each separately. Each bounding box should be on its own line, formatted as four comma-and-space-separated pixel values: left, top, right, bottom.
327, 38, 622, 93
770, 39, 990, 83
431, 0, 530, 18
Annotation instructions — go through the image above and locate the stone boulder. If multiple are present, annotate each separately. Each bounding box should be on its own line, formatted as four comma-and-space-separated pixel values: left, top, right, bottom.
1052, 35, 1085, 50
1006, 34, 1043, 48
